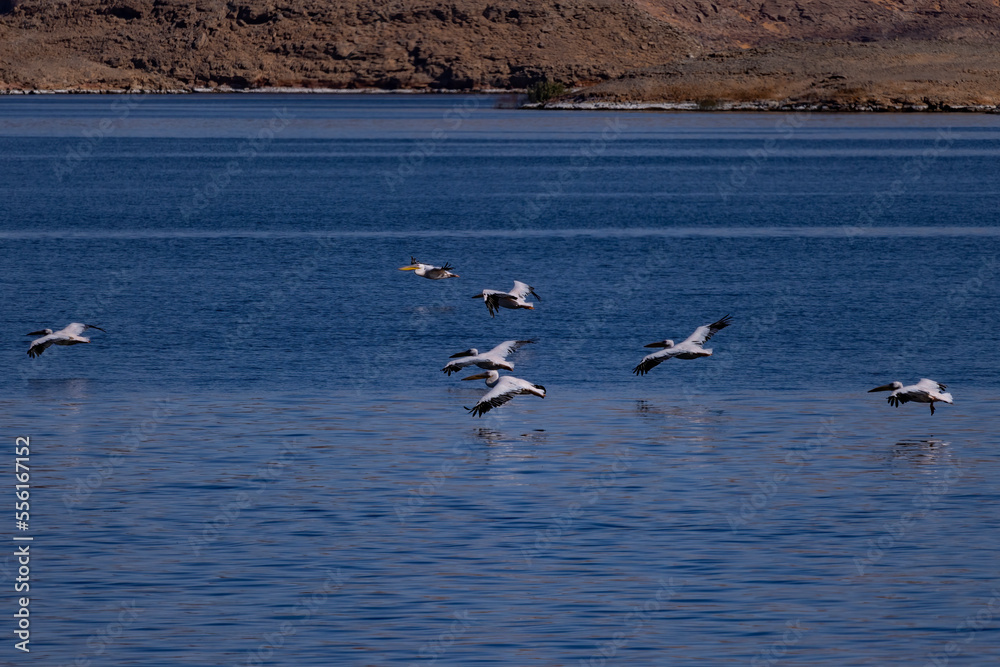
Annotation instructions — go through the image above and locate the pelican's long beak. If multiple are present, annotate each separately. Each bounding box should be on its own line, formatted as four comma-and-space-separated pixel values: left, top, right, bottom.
461, 373, 490, 381
87, 325, 107, 333
644, 341, 671, 349
398, 265, 418, 271
26, 330, 48, 336
449, 349, 476, 358
471, 293, 484, 299
868, 384, 896, 393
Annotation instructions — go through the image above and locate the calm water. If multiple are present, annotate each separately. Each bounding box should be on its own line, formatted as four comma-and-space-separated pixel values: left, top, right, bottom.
1, 95, 999, 665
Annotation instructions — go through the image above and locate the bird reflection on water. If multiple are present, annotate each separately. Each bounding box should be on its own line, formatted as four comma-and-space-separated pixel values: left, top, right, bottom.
473, 427, 547, 447
26, 377, 91, 402
472, 427, 548, 467
890, 439, 951, 467
634, 399, 725, 423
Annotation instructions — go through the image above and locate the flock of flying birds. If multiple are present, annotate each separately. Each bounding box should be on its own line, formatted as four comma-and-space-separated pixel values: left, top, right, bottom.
397, 257, 956, 417
22, 257, 955, 418
398, 256, 548, 416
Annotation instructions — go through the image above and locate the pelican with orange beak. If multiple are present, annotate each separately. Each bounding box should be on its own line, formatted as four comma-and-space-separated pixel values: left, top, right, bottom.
398, 257, 459, 280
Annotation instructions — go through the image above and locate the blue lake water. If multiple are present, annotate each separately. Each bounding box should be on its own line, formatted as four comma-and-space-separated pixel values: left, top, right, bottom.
1, 95, 999, 665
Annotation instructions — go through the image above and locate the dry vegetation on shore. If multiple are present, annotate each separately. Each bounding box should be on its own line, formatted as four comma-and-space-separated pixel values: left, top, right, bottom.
571, 40, 1000, 110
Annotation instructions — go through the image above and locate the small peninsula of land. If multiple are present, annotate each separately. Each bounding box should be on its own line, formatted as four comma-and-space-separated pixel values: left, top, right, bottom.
2, 1, 1000, 109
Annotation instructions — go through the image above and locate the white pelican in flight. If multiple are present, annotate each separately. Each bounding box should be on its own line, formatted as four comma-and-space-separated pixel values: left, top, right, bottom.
26, 323, 106, 358
442, 340, 535, 376
398, 257, 459, 280
462, 370, 546, 417
632, 314, 733, 376
472, 281, 540, 317
868, 379, 954, 415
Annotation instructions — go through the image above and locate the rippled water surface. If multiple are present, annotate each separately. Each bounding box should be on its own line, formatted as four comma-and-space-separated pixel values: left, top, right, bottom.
1, 95, 999, 665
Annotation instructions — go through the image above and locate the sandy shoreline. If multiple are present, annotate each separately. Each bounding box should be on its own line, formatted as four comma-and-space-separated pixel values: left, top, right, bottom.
532, 100, 1000, 113
1, 87, 998, 113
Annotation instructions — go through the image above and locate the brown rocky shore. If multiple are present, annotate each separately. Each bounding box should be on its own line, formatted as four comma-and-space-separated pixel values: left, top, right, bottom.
2, 0, 999, 110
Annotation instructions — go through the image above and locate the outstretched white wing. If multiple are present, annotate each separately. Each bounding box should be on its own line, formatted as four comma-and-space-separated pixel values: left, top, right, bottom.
469, 377, 522, 416
485, 339, 535, 359
510, 281, 540, 302
466, 376, 545, 417
442, 355, 478, 376
60, 322, 106, 337
27, 334, 58, 358
914, 378, 953, 403
632, 348, 676, 376
682, 314, 733, 346
915, 378, 947, 394
62, 322, 88, 337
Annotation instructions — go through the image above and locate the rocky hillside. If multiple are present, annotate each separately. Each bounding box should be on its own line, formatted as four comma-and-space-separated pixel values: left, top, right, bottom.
0, 0, 694, 90
1, 0, 999, 106
632, 0, 1000, 45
